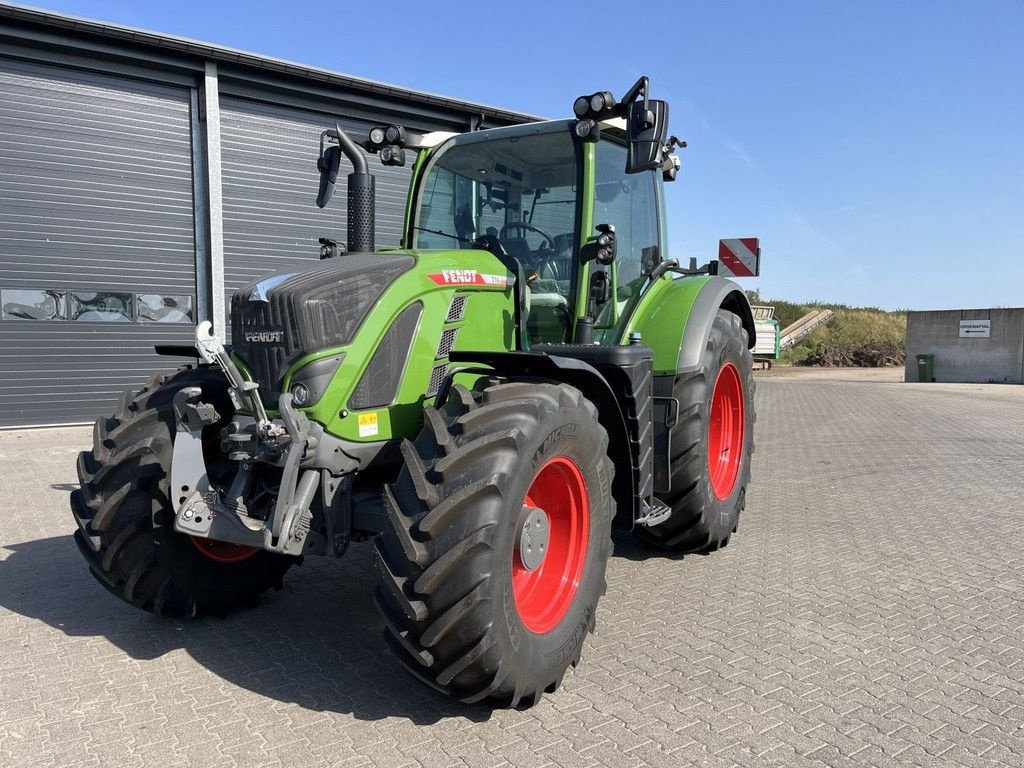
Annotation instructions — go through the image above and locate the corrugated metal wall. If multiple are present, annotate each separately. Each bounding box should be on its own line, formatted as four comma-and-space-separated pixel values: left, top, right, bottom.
220, 97, 413, 317
0, 18, 513, 428
0, 59, 195, 426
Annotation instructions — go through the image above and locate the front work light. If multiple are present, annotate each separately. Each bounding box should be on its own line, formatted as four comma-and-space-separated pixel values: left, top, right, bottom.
367, 124, 407, 151
379, 145, 407, 167
574, 118, 601, 143
573, 91, 618, 120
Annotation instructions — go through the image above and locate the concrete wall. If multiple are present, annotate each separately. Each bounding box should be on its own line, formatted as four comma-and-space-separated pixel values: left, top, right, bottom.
905, 308, 1024, 384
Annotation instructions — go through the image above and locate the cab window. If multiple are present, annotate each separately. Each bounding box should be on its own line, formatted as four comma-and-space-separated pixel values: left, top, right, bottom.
413, 128, 582, 343
594, 139, 660, 315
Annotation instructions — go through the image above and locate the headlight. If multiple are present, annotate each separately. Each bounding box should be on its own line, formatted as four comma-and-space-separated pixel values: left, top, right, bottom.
290, 382, 311, 406
286, 354, 344, 408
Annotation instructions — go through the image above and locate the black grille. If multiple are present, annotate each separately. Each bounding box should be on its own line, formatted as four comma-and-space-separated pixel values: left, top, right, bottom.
437, 327, 459, 359
427, 363, 448, 396
446, 295, 467, 322
349, 302, 422, 410
231, 253, 414, 406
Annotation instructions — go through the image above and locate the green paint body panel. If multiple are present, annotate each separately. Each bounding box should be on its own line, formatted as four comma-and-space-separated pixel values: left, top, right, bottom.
620, 274, 713, 376
572, 142, 597, 329
277, 248, 516, 442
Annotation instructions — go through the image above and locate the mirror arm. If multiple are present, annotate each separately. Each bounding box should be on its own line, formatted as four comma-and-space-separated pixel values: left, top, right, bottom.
618, 76, 649, 114
646, 257, 716, 283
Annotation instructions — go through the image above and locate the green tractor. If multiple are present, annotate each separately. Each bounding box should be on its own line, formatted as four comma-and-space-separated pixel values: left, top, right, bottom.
71, 77, 755, 707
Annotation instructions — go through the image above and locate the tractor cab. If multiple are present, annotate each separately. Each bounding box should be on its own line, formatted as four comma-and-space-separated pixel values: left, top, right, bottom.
410, 122, 582, 343
406, 117, 673, 345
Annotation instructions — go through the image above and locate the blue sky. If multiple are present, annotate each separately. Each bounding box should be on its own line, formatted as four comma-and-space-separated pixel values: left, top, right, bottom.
23, 0, 1024, 310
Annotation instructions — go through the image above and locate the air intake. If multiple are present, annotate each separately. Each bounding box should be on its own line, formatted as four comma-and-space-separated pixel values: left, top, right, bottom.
446, 295, 468, 322
427, 363, 448, 397
349, 302, 423, 410
437, 327, 459, 359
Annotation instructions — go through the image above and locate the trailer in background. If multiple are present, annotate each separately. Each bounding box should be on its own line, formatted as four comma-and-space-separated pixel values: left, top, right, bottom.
751, 306, 780, 369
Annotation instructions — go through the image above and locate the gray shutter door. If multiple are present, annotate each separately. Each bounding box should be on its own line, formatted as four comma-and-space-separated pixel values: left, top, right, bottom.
0, 59, 196, 427
220, 97, 413, 318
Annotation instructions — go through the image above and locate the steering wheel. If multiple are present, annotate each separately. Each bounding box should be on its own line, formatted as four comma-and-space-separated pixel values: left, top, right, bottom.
498, 221, 557, 252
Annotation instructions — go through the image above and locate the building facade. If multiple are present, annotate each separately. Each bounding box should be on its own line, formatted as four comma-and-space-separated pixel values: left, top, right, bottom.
0, 5, 531, 427
905, 308, 1024, 384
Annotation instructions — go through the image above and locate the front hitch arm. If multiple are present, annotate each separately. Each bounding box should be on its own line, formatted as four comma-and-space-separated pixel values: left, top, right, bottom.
193, 321, 271, 428
169, 380, 316, 557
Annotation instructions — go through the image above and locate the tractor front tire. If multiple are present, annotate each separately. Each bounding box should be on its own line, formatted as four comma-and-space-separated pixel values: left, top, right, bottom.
375, 382, 614, 707
636, 309, 755, 552
71, 367, 296, 617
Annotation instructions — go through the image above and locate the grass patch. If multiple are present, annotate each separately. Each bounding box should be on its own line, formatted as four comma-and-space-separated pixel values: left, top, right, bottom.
748, 291, 906, 367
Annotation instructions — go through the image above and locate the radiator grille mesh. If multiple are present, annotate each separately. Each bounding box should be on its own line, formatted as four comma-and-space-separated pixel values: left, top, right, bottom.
437, 327, 459, 359
427, 363, 448, 397
445, 295, 467, 322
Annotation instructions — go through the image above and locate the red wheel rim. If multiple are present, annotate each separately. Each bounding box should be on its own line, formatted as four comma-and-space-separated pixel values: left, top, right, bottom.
708, 362, 745, 500
189, 537, 260, 563
512, 456, 589, 634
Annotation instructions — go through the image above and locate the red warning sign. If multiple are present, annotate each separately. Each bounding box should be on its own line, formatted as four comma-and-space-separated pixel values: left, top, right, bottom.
717, 238, 760, 278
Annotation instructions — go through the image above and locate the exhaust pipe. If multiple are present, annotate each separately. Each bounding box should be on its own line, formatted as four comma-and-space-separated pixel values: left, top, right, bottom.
335, 127, 375, 253
316, 123, 375, 253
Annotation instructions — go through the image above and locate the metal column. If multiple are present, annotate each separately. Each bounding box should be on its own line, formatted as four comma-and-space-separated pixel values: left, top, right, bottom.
195, 61, 226, 335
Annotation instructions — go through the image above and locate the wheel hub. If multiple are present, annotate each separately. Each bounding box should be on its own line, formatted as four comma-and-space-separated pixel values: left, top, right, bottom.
511, 455, 590, 634
516, 506, 550, 572
708, 362, 745, 500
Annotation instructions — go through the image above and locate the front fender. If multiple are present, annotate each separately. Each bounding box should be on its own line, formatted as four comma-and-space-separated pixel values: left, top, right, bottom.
622, 275, 755, 376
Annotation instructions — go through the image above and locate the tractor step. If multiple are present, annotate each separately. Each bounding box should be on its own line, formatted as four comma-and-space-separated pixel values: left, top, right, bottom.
635, 500, 672, 528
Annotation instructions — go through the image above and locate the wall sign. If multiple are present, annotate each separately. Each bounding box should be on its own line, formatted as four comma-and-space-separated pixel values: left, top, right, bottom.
959, 320, 991, 338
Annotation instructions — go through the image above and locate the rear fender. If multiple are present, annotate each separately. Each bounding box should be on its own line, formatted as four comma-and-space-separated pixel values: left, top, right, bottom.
623, 275, 755, 376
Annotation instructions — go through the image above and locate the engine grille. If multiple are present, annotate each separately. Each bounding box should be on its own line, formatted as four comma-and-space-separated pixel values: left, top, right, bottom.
231, 254, 414, 406
427, 363, 448, 397
437, 327, 459, 359
350, 303, 423, 410
445, 295, 467, 322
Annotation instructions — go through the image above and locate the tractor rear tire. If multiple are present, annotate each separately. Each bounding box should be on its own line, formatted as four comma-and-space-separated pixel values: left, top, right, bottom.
71, 367, 297, 617
636, 309, 755, 552
374, 382, 614, 707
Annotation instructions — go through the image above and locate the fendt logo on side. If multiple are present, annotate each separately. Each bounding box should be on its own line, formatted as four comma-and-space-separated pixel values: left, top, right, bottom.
427, 270, 511, 287
244, 330, 284, 343
443, 269, 478, 284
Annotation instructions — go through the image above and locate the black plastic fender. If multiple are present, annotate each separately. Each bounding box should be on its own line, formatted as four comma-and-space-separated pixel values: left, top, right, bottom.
448, 350, 640, 529
677, 278, 756, 374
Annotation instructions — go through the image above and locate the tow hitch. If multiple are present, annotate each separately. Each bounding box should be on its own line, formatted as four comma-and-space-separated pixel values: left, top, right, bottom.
169, 323, 319, 556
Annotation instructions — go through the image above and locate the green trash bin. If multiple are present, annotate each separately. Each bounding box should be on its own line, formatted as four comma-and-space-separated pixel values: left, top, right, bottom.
916, 353, 935, 382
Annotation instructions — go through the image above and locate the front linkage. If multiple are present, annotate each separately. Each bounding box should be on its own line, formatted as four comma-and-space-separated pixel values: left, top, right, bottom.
165, 322, 311, 556
170, 322, 359, 558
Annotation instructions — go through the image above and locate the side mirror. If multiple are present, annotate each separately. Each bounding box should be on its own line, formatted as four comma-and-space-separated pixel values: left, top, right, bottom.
316, 144, 341, 209
626, 99, 669, 174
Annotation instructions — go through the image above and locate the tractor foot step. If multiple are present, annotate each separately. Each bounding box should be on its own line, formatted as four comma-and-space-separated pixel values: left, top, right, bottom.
635, 501, 672, 528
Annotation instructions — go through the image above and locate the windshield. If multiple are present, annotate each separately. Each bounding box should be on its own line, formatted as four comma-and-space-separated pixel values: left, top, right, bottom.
413, 126, 580, 291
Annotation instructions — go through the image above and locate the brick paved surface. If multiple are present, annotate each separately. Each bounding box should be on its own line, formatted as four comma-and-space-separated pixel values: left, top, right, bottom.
1, 373, 1022, 767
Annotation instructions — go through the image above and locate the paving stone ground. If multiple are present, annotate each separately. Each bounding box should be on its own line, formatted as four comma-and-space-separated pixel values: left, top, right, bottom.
1, 372, 1022, 767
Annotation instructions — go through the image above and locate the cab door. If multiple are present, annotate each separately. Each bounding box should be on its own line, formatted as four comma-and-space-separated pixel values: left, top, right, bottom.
583, 137, 665, 342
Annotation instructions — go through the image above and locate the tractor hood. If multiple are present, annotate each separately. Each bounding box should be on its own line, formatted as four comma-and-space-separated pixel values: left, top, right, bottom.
231, 252, 417, 404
